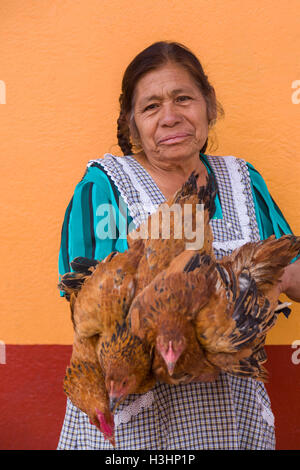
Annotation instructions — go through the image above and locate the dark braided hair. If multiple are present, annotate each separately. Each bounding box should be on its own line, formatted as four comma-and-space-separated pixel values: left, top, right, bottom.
117, 101, 133, 156
117, 41, 224, 156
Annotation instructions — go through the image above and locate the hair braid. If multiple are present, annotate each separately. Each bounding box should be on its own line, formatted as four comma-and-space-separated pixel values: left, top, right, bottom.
117, 114, 132, 156
117, 93, 133, 156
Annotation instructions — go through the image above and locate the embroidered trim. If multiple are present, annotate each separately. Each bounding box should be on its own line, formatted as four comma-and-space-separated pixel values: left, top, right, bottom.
116, 156, 158, 217
87, 155, 133, 212
211, 156, 253, 252
87, 155, 159, 227
256, 394, 275, 427
238, 162, 261, 242
114, 391, 155, 427
224, 157, 251, 242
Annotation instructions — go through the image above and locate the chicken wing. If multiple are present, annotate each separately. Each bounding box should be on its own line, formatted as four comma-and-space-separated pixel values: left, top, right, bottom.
129, 235, 300, 382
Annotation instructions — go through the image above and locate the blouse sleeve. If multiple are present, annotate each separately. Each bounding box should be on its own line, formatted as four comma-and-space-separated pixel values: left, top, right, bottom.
247, 162, 299, 263
58, 165, 131, 298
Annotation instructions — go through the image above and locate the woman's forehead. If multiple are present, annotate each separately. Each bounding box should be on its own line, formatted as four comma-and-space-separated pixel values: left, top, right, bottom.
134, 63, 201, 104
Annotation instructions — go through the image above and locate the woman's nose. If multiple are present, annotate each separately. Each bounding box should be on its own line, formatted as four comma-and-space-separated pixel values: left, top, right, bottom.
159, 102, 182, 127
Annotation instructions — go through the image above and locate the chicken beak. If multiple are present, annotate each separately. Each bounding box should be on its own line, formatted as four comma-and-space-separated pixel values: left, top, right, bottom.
109, 396, 119, 412
164, 341, 178, 376
166, 361, 176, 376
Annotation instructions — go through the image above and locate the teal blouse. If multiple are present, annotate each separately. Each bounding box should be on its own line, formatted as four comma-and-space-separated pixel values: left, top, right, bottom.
58, 155, 295, 297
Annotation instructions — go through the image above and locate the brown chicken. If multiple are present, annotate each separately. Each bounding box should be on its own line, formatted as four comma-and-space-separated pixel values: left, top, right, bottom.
94, 172, 217, 405
63, 238, 145, 338
131, 171, 217, 294
59, 171, 215, 333
59, 171, 217, 409
129, 234, 300, 383
63, 332, 115, 446
59, 238, 150, 416
61, 243, 154, 442
199, 234, 300, 377
96, 321, 155, 411
129, 251, 220, 384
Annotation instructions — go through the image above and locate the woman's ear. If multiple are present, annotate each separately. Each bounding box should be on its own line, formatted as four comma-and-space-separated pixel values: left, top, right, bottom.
127, 113, 138, 139
205, 88, 218, 126
127, 113, 142, 150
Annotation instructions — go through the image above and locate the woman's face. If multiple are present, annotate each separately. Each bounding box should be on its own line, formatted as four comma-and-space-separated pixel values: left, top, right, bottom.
131, 62, 209, 165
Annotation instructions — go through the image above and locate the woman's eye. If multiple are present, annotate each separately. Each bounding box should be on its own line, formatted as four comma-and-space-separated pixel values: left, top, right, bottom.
176, 95, 192, 102
144, 103, 158, 112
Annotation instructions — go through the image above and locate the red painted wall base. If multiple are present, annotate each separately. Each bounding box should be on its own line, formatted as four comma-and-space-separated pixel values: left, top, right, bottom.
0, 345, 299, 450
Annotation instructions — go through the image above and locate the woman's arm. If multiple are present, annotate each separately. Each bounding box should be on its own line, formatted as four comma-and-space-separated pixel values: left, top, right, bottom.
247, 162, 300, 302
279, 257, 300, 302
58, 165, 131, 295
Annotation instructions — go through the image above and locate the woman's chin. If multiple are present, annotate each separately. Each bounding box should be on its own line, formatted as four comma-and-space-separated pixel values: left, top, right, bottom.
156, 144, 199, 162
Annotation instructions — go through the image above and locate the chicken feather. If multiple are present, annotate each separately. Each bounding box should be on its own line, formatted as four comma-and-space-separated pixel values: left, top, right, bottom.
69, 239, 144, 338
129, 235, 300, 383
96, 321, 155, 411
58, 172, 217, 415
132, 172, 217, 294
129, 253, 220, 383
63, 333, 115, 446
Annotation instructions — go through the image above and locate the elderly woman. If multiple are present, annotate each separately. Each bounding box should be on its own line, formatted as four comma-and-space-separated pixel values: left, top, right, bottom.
57, 41, 300, 450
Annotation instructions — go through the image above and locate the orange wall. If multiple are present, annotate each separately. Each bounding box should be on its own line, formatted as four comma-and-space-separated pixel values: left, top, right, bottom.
0, 0, 299, 345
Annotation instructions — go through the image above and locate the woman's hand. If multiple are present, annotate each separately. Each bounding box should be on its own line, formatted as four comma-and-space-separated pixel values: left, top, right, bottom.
278, 257, 300, 302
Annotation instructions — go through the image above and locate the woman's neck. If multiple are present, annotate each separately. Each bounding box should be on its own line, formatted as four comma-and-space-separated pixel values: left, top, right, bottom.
132, 151, 208, 199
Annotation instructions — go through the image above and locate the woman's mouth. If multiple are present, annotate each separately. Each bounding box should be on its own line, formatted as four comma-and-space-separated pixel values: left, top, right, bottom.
157, 133, 191, 145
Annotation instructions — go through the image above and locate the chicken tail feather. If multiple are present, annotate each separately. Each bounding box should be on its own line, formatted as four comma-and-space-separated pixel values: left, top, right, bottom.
197, 173, 217, 220
70, 256, 99, 274
172, 171, 199, 203
58, 272, 87, 301
231, 235, 300, 290
58, 257, 99, 301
